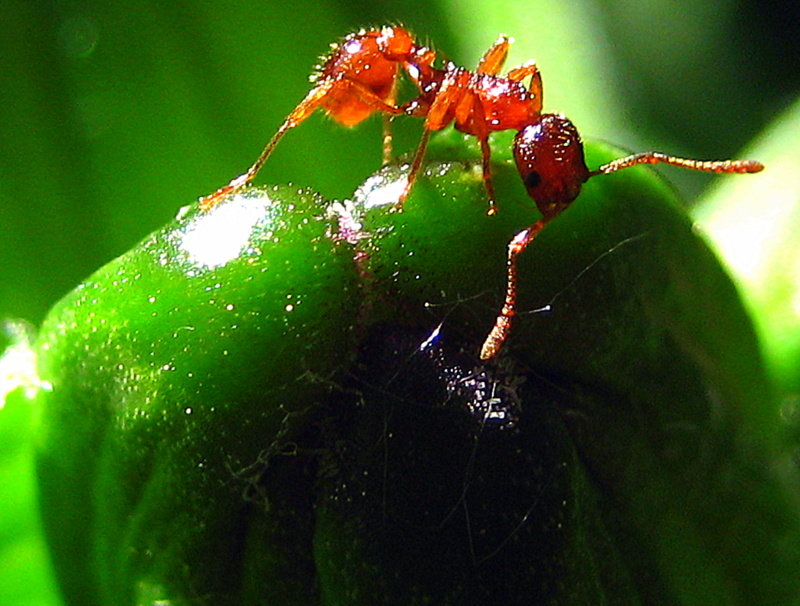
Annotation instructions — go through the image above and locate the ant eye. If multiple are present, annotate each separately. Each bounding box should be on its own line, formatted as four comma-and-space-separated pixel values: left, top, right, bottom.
524, 170, 541, 190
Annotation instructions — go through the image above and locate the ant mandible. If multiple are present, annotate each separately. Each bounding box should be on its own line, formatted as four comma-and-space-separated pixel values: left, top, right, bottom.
197, 27, 763, 359
199, 26, 434, 210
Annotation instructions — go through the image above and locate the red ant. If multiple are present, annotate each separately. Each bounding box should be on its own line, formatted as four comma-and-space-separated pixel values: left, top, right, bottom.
198, 27, 763, 359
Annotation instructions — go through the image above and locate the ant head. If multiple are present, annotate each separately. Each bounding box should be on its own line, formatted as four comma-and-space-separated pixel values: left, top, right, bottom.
513, 114, 591, 218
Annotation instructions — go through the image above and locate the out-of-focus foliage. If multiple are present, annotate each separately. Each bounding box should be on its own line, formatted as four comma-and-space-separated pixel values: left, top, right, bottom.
697, 97, 800, 400
1, 0, 797, 338
0, 329, 61, 605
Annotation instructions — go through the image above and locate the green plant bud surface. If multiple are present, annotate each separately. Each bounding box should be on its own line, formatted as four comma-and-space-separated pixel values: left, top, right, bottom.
33, 133, 800, 605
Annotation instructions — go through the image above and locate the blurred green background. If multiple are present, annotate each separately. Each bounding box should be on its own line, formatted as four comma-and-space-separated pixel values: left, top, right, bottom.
2, 0, 798, 339
1, 0, 799, 604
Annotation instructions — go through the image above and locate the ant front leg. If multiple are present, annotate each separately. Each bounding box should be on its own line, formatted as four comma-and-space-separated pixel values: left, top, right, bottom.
480, 216, 551, 360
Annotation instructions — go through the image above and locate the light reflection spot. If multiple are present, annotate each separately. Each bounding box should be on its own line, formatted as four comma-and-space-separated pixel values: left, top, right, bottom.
179, 195, 269, 269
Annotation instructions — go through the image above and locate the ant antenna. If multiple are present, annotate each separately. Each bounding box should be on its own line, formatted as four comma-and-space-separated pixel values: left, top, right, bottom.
591, 152, 763, 177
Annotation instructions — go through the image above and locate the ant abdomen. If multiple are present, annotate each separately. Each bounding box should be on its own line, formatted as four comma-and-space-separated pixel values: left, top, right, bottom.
513, 114, 590, 218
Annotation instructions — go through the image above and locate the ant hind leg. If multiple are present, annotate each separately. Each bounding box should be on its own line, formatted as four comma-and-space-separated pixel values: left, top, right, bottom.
200, 77, 407, 211
199, 80, 337, 210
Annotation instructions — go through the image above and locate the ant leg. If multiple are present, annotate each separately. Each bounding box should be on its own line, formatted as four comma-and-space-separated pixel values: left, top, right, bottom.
199, 81, 336, 210
452, 92, 497, 214
397, 127, 432, 207
476, 35, 512, 75
198, 120, 292, 211
591, 152, 763, 176
477, 134, 498, 215
382, 114, 394, 165
200, 79, 405, 211
397, 73, 461, 206
480, 217, 550, 360
507, 61, 542, 113
381, 68, 400, 165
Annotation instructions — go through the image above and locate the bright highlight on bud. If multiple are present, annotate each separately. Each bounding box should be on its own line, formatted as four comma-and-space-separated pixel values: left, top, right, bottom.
0, 321, 51, 407
178, 193, 275, 269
